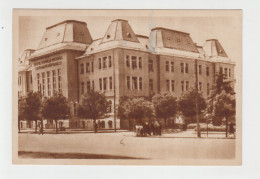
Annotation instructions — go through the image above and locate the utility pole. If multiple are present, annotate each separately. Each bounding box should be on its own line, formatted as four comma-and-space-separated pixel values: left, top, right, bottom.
113, 50, 116, 132
195, 59, 201, 137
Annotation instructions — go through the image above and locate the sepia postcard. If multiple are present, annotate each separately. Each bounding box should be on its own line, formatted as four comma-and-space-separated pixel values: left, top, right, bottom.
13, 9, 242, 165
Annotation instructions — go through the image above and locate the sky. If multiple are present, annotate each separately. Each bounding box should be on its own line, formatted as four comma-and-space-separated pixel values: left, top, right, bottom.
17, 10, 241, 90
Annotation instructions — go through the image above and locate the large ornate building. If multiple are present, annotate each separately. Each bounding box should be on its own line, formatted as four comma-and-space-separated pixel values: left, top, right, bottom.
18, 19, 235, 130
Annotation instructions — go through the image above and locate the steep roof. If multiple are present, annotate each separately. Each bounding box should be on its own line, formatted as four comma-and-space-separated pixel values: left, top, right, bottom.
100, 19, 139, 44
203, 39, 228, 57
38, 20, 93, 50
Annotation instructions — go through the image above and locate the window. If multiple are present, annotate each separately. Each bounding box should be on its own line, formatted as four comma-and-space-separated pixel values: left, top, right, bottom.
199, 82, 202, 91
139, 57, 142, 69
80, 63, 84, 74
108, 56, 112, 68
81, 82, 84, 95
18, 76, 21, 86
198, 65, 202, 75
165, 61, 169, 72
149, 79, 153, 91
58, 69, 62, 93
132, 77, 137, 90
127, 76, 130, 90
207, 83, 210, 95
92, 81, 95, 90
206, 66, 210, 76
166, 80, 170, 91
186, 81, 189, 91
103, 57, 107, 68
91, 61, 94, 72
219, 67, 223, 74
126, 55, 130, 67
87, 81, 91, 93
52, 70, 56, 94
171, 80, 175, 92
224, 68, 228, 77
47, 71, 51, 96
99, 78, 102, 91
171, 61, 174, 72
229, 68, 231, 78
109, 77, 112, 90
131, 56, 137, 69
37, 73, 41, 92
42, 72, 45, 96
181, 81, 184, 92
99, 58, 102, 69
139, 77, 142, 90
149, 59, 153, 72
30, 75, 32, 84
181, 63, 184, 73
86, 62, 90, 73
103, 77, 107, 91
185, 63, 189, 73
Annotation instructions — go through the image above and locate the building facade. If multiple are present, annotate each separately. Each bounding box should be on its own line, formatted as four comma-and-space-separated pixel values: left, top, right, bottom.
18, 19, 235, 130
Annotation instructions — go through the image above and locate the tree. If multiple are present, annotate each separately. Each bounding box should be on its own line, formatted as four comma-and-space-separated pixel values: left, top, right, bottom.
24, 92, 42, 133
42, 93, 70, 134
213, 91, 236, 137
207, 73, 235, 125
178, 89, 206, 125
152, 92, 177, 128
117, 96, 132, 130
78, 91, 110, 133
18, 96, 27, 133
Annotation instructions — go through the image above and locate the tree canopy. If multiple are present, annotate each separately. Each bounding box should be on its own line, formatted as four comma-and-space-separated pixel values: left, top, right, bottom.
42, 92, 70, 133
78, 91, 110, 132
152, 92, 177, 127
178, 89, 206, 124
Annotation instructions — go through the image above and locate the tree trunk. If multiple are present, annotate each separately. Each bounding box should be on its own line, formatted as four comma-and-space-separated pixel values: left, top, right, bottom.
35, 120, 38, 133
164, 118, 167, 129
226, 117, 229, 137
41, 118, 44, 135
55, 119, 58, 134
93, 118, 97, 133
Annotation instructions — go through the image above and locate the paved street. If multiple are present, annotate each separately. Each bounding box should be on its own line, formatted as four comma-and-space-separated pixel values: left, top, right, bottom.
18, 131, 235, 160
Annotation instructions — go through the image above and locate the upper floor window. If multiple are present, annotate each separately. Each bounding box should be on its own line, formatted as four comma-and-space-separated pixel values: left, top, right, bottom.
181, 81, 184, 92
148, 59, 153, 72
165, 61, 169, 72
126, 55, 130, 67
206, 66, 210, 76
139, 57, 142, 69
99, 78, 102, 91
91, 61, 94, 72
81, 82, 84, 95
86, 62, 90, 73
132, 56, 137, 69
103, 57, 107, 68
171, 80, 175, 92
185, 63, 189, 73
229, 68, 231, 78
181, 63, 184, 73
166, 80, 170, 91
149, 79, 153, 91
80, 63, 84, 74
171, 61, 174, 72
198, 65, 202, 75
87, 81, 91, 93
139, 77, 142, 90
207, 83, 210, 96
199, 82, 202, 91
103, 77, 107, 91
186, 81, 189, 91
109, 77, 112, 90
132, 77, 138, 90
224, 68, 228, 77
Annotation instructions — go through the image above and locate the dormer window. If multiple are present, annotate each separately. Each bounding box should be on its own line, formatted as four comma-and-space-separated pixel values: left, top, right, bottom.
167, 37, 171, 40
81, 31, 84, 35
145, 45, 148, 49
91, 48, 94, 51
187, 40, 190, 44
219, 49, 223, 54
177, 38, 181, 42
45, 38, 48, 41
126, 32, 131, 38
57, 33, 60, 36
107, 35, 110, 39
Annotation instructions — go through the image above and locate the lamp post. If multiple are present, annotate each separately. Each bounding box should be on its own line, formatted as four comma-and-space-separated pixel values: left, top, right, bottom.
195, 59, 201, 138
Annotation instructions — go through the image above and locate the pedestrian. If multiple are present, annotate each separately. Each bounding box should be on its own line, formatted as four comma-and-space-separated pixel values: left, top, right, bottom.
151, 122, 155, 136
